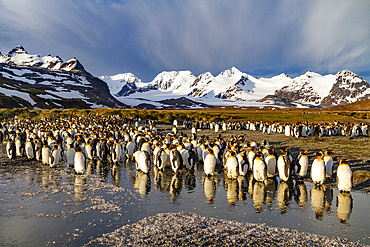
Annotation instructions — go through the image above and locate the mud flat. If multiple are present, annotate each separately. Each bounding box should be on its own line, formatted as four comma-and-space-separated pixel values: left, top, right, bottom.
86, 212, 364, 246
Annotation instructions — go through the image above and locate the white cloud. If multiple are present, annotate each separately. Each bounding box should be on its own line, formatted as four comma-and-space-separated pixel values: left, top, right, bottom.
0, 0, 369, 81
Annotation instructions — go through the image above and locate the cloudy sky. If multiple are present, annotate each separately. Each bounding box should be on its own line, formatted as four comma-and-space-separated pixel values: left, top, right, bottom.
0, 0, 369, 82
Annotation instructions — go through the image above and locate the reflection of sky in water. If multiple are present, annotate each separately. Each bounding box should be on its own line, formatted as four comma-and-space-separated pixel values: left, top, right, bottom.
0, 161, 369, 246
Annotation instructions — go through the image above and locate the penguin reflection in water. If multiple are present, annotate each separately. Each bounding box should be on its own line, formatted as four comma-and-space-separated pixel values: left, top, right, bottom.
311, 185, 325, 220
336, 192, 353, 224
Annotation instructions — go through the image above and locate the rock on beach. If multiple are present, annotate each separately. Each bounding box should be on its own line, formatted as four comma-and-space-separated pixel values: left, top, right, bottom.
86, 212, 364, 246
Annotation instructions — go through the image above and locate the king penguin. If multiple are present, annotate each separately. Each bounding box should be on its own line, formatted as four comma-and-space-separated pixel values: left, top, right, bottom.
265, 148, 277, 178
204, 149, 216, 176
6, 139, 16, 160
253, 151, 267, 182
74, 147, 86, 174
66, 144, 76, 166
296, 150, 309, 178
336, 159, 352, 193
324, 150, 334, 178
225, 151, 239, 179
311, 151, 325, 185
277, 149, 291, 182
42, 144, 51, 165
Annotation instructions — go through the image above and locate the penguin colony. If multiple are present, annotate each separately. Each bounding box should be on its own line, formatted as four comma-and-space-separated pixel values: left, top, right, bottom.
1, 116, 357, 195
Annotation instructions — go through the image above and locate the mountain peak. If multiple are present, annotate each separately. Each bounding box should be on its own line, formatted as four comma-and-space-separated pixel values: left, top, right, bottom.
7, 45, 28, 56
220, 67, 242, 77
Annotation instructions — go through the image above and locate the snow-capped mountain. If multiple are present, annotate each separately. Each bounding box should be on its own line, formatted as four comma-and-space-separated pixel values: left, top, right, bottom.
0, 45, 84, 72
1, 45, 369, 110
0, 46, 125, 109
274, 70, 370, 107
100, 67, 294, 108
101, 67, 369, 109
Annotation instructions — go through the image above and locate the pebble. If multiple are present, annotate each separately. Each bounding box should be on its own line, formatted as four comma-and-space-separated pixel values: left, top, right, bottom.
85, 212, 365, 246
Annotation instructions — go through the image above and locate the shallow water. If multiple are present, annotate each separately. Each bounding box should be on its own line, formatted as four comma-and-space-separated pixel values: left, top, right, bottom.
0, 159, 369, 246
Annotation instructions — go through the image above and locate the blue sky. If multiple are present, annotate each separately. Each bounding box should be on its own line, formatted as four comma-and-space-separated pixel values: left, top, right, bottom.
0, 0, 369, 82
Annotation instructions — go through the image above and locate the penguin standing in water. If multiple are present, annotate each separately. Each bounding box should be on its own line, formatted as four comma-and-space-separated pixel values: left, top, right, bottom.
311, 151, 325, 185
277, 149, 291, 182
323, 150, 334, 178
74, 147, 86, 174
296, 150, 309, 179
6, 139, 16, 160
336, 159, 352, 193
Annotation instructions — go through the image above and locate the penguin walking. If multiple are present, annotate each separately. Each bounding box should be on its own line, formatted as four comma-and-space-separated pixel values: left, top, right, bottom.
336, 159, 352, 193
311, 151, 325, 185
253, 152, 267, 182
324, 150, 334, 178
204, 149, 217, 176
225, 151, 239, 179
126, 139, 135, 158
74, 147, 86, 174
6, 139, 16, 160
277, 149, 291, 182
296, 150, 309, 178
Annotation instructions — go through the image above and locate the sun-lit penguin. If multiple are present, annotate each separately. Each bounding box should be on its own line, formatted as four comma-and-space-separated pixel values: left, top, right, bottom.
277, 149, 291, 182
49, 144, 61, 168
141, 139, 152, 156
336, 192, 353, 224
225, 151, 239, 179
133, 150, 151, 174
42, 144, 51, 165
253, 151, 267, 182
204, 149, 217, 176
248, 147, 257, 171
74, 147, 86, 174
66, 143, 76, 166
153, 142, 162, 167
265, 148, 277, 178
170, 147, 183, 173
126, 138, 135, 158
311, 151, 326, 186
323, 150, 334, 178
296, 150, 309, 179
6, 139, 16, 160
15, 136, 23, 157
311, 185, 325, 220
85, 139, 94, 160
336, 159, 352, 193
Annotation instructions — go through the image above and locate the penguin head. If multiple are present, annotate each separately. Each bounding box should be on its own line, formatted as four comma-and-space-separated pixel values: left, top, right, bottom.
316, 151, 323, 157
340, 159, 349, 165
